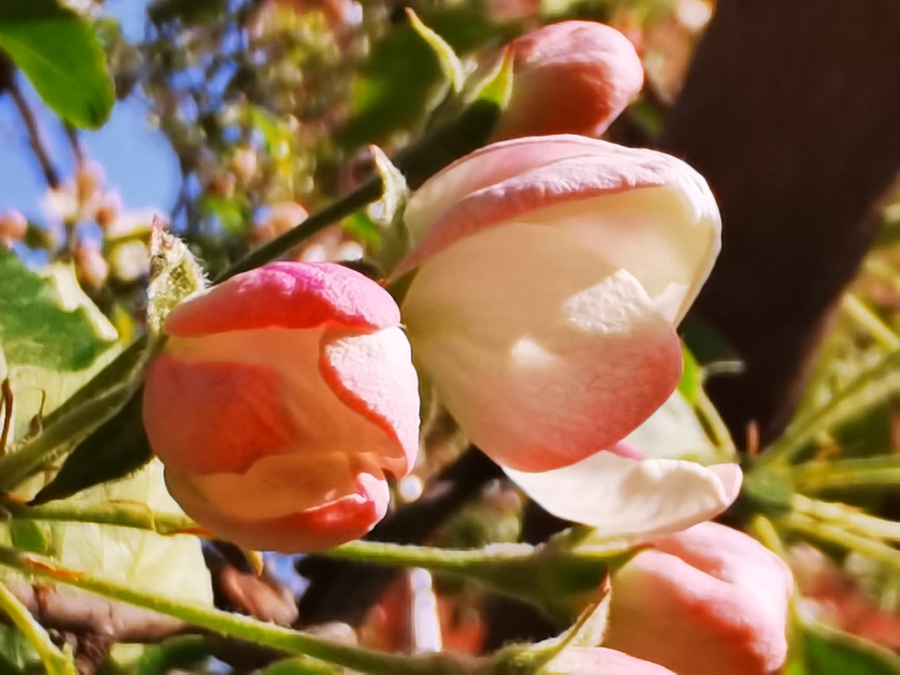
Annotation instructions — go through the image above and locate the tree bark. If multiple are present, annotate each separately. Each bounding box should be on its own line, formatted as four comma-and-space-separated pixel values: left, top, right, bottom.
662, 0, 900, 443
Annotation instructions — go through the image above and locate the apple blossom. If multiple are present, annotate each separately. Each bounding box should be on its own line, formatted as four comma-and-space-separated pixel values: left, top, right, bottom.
494, 21, 643, 140
143, 262, 419, 552
603, 522, 794, 675
397, 134, 721, 473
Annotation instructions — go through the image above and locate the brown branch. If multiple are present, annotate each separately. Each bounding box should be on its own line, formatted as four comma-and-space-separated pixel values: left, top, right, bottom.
8, 76, 61, 190
661, 0, 900, 443
2, 580, 187, 643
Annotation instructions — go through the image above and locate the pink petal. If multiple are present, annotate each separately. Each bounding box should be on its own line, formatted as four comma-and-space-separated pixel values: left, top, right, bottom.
144, 352, 295, 474
402, 222, 682, 471
165, 459, 389, 553
604, 525, 793, 675
495, 21, 644, 140
320, 326, 420, 478
165, 261, 399, 338
398, 136, 717, 281
506, 455, 741, 536
546, 647, 675, 675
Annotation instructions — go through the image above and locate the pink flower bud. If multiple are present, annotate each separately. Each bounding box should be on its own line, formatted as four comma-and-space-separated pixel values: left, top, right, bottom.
397, 135, 720, 472
546, 648, 675, 675
0, 209, 27, 246
143, 262, 420, 552
604, 522, 794, 675
495, 21, 643, 140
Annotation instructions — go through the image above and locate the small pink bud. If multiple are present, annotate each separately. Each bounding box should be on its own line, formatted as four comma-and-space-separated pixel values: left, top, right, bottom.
74, 241, 109, 289
397, 135, 720, 472
494, 21, 643, 140
253, 202, 310, 242
143, 262, 420, 552
0, 209, 27, 246
604, 522, 794, 675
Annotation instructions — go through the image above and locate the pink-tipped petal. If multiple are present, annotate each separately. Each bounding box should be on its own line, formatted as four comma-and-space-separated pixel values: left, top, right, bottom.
321, 326, 420, 477
496, 21, 644, 140
166, 466, 389, 553
144, 352, 295, 474
165, 262, 399, 338
505, 455, 742, 537
403, 223, 682, 471
605, 523, 793, 675
399, 137, 719, 324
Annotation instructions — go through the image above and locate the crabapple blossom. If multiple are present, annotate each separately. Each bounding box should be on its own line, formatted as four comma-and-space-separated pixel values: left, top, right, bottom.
143, 262, 419, 552
603, 522, 794, 675
495, 21, 643, 140
397, 134, 721, 474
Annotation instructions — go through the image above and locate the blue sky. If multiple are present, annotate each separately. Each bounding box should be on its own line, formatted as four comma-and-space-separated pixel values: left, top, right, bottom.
0, 0, 179, 223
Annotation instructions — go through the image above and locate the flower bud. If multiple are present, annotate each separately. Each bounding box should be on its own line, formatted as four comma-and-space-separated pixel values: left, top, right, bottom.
0, 209, 27, 246
604, 522, 793, 675
397, 135, 720, 472
144, 262, 420, 552
494, 21, 643, 140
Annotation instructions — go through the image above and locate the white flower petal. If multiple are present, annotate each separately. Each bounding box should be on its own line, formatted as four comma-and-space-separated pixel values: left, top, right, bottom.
505, 454, 742, 538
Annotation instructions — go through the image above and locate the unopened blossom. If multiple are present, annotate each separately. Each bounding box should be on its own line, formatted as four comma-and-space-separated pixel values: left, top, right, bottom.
494, 21, 643, 140
397, 134, 720, 473
603, 522, 793, 675
253, 202, 309, 243
0, 209, 27, 246
144, 262, 419, 552
74, 240, 109, 289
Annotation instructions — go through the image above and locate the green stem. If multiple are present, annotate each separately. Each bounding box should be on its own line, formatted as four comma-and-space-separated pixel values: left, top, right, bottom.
841, 294, 900, 350
791, 495, 900, 542
0, 582, 76, 674
0, 383, 133, 493
0, 497, 201, 537
0, 545, 481, 675
776, 512, 900, 569
758, 347, 900, 468
215, 177, 382, 283
790, 456, 900, 492
324, 540, 536, 572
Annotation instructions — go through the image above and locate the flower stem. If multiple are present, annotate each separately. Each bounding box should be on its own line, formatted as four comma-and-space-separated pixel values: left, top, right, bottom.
323, 540, 537, 572
775, 511, 900, 569
0, 545, 483, 675
791, 495, 900, 542
790, 456, 900, 492
758, 346, 900, 467
0, 581, 76, 674
841, 294, 900, 350
0, 497, 202, 537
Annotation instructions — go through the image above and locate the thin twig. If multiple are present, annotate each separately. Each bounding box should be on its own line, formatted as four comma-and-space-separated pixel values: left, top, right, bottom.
8, 76, 60, 189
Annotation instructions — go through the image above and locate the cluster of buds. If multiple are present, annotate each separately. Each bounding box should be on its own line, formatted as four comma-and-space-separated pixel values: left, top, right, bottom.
141, 19, 792, 674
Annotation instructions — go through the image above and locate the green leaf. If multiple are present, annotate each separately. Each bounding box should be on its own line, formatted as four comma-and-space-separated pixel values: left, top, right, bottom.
30, 387, 151, 505
2, 461, 214, 609
0, 249, 114, 372
0, 0, 114, 128
796, 622, 900, 674
7, 520, 47, 554
405, 9, 465, 93
336, 9, 502, 149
